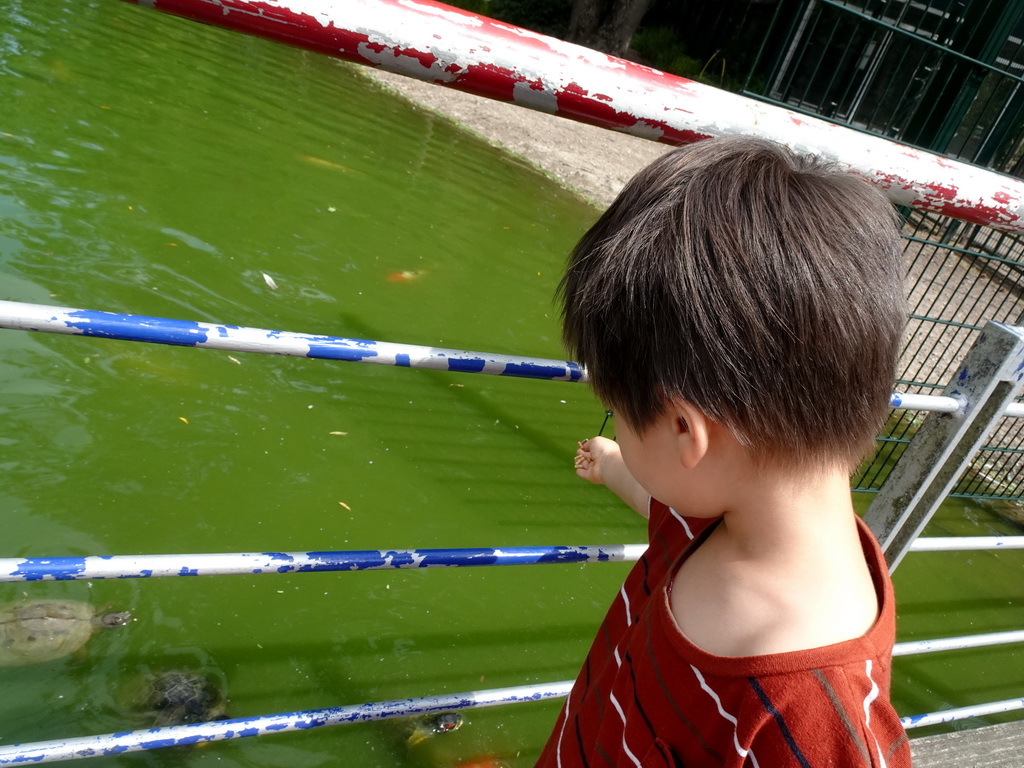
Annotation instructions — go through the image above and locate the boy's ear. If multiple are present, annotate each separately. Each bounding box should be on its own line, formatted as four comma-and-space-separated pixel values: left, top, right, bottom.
670, 399, 709, 470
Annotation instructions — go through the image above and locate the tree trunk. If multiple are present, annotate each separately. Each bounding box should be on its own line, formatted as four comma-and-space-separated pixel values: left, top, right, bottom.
567, 0, 653, 57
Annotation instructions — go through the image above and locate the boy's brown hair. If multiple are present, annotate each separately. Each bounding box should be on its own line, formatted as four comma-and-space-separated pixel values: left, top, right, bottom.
559, 137, 907, 470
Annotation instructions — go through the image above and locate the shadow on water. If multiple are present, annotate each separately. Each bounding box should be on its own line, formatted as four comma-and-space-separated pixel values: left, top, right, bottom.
337, 312, 578, 465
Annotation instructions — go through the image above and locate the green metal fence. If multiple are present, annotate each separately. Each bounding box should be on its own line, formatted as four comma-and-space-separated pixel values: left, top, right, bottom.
852, 210, 1024, 500
738, 0, 1024, 171
665, 0, 1024, 500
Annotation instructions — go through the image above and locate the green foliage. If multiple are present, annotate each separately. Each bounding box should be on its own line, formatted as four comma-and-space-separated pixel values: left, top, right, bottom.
438, 2, 749, 93
438, 0, 571, 38
442, 0, 492, 14
632, 26, 702, 79
632, 25, 750, 91
490, 0, 572, 38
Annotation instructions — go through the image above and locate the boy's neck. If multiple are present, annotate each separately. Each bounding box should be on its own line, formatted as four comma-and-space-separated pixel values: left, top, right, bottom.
715, 461, 859, 555
670, 456, 879, 657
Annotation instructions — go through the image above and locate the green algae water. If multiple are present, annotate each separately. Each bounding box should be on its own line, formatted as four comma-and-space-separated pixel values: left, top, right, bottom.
0, 2, 1021, 765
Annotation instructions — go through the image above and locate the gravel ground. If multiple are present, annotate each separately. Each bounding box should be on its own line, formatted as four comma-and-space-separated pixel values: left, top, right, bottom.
366, 69, 672, 210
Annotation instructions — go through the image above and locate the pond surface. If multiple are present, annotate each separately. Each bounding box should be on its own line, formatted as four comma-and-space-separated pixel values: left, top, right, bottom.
0, 1, 1020, 765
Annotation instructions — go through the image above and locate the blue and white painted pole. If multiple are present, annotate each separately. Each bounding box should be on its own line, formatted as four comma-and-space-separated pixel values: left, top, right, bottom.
0, 675, 1018, 762
901, 697, 1024, 730
4, 536, 1021, 583
0, 544, 648, 582
0, 535, 1018, 583
0, 301, 584, 383
2, 300, 1022, 415
0, 681, 574, 764
893, 629, 1024, 657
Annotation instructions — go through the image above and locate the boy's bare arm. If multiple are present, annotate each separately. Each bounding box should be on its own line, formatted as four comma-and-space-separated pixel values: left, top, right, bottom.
573, 436, 651, 518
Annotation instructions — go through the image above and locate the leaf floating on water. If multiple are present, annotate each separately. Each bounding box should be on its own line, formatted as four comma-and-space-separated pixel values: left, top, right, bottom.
179, 417, 189, 424
338, 502, 351, 511
262, 272, 279, 290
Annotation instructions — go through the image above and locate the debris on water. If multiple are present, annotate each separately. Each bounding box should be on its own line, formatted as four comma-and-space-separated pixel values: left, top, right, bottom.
458, 757, 511, 768
179, 417, 189, 424
387, 270, 426, 283
299, 154, 353, 173
227, 355, 241, 365
262, 272, 279, 290
338, 501, 351, 511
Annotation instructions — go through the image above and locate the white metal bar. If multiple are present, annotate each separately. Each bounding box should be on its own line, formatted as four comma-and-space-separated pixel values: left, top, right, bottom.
894, 630, 1024, 656
901, 697, 1024, 730
1, 673, 1019, 761
910, 537, 1024, 551
0, 681, 574, 764
0, 544, 647, 582
0, 301, 584, 383
0, 301, 1021, 417
889, 392, 961, 413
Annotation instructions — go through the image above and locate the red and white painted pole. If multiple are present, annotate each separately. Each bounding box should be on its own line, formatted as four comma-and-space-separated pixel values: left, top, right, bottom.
122, 0, 1024, 231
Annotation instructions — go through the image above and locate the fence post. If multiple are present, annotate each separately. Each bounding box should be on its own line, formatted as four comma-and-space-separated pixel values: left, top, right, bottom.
864, 321, 1024, 570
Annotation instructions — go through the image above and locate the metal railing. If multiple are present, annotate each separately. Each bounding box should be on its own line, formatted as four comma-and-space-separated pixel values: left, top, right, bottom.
0, 303, 1022, 762
853, 210, 1024, 501
741, 0, 1024, 173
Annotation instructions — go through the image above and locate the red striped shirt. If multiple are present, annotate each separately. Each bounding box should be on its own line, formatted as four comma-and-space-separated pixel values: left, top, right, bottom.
536, 499, 911, 767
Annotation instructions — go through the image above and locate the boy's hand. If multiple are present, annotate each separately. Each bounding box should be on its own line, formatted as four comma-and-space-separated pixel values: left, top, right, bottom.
573, 436, 621, 485
572, 436, 650, 518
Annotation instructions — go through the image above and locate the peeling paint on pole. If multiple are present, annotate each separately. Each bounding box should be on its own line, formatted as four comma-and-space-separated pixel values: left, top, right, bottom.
4, 300, 1023, 416
0, 301, 585, 382
0, 544, 649, 582
0, 682, 575, 764
119, 0, 1024, 231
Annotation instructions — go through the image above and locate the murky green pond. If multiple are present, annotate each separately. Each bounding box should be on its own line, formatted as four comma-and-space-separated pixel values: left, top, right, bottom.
0, 1, 1020, 765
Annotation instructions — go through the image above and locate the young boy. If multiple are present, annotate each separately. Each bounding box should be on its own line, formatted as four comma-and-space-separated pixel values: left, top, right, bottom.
537, 137, 911, 767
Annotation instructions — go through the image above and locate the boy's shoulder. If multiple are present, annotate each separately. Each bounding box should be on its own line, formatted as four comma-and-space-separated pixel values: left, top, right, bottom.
666, 513, 888, 659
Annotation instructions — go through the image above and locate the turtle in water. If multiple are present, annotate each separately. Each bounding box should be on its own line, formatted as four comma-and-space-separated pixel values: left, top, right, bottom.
0, 600, 130, 666
142, 670, 228, 727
